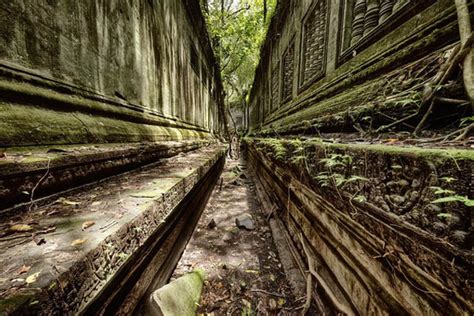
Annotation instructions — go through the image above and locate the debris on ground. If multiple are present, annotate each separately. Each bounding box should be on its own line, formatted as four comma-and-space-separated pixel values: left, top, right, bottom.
235, 214, 256, 230
173, 158, 295, 315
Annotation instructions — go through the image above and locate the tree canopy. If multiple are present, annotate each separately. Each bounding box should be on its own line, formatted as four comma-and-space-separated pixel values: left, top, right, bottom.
201, 0, 276, 109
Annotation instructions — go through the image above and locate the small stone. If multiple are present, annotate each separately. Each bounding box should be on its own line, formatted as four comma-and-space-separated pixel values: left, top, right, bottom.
222, 232, 233, 242
207, 219, 217, 229
235, 214, 255, 230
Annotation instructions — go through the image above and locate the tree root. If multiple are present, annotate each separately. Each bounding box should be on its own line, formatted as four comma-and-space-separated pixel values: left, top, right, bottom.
414, 32, 474, 135
441, 123, 474, 142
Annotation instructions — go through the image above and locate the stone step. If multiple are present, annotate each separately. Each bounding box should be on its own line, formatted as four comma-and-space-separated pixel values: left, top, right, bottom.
0, 140, 212, 211
0, 144, 226, 315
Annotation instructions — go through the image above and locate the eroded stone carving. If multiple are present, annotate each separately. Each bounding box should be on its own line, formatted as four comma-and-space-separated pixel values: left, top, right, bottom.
351, 0, 367, 46
379, 0, 395, 23
282, 41, 295, 101
363, 0, 380, 36
301, 0, 327, 87
271, 63, 280, 108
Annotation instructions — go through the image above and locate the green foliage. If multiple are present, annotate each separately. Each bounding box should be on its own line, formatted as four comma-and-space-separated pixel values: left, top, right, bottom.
259, 138, 287, 161
440, 176, 456, 183
353, 195, 367, 203
460, 116, 474, 127
431, 195, 474, 207
319, 154, 352, 169
315, 153, 368, 189
430, 186, 456, 196
202, 0, 276, 107
430, 184, 474, 209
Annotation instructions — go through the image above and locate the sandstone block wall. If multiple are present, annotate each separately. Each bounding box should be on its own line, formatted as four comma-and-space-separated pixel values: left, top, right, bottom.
0, 0, 222, 147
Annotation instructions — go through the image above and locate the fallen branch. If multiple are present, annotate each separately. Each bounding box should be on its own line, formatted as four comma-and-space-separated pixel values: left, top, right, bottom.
376, 112, 418, 132
250, 289, 287, 298
441, 122, 474, 142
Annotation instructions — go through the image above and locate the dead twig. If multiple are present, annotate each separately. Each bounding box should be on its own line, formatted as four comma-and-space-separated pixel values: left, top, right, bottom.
250, 289, 287, 298
29, 159, 52, 212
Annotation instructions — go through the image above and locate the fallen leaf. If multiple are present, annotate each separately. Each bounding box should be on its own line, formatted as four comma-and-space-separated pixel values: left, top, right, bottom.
278, 298, 286, 306
91, 201, 102, 207
55, 197, 80, 206
17, 265, 31, 275
384, 138, 399, 144
26, 272, 40, 284
10, 224, 33, 232
71, 239, 87, 246
11, 278, 25, 283
82, 221, 95, 230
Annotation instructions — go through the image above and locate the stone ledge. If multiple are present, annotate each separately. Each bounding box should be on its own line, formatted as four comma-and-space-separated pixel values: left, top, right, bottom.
0, 144, 227, 315
0, 140, 214, 211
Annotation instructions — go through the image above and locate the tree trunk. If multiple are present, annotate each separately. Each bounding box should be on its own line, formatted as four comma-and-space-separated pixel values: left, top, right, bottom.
264, 0, 268, 22
455, 0, 474, 111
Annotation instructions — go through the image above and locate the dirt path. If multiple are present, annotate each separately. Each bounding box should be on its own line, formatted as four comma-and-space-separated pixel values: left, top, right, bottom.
172, 157, 297, 315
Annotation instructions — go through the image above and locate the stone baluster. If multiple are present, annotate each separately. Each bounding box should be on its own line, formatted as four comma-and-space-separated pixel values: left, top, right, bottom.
351, 0, 367, 46
393, 0, 409, 12
363, 0, 380, 36
379, 0, 395, 23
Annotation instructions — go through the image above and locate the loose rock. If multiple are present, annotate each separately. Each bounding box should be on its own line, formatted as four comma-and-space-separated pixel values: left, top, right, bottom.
236, 214, 256, 230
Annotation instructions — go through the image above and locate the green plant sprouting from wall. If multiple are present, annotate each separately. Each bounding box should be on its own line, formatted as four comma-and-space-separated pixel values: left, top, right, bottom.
430, 176, 474, 218
314, 153, 368, 191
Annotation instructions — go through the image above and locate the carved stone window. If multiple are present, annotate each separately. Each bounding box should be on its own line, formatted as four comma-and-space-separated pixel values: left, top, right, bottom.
271, 62, 280, 108
282, 40, 295, 103
300, 0, 328, 90
340, 0, 436, 63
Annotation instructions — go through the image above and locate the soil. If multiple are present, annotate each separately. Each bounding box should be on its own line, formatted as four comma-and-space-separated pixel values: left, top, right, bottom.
172, 157, 299, 315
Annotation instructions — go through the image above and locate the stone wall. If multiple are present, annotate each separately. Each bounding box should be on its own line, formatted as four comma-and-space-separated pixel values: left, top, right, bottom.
246, 0, 473, 314
246, 138, 473, 315
0, 0, 222, 147
248, 0, 471, 133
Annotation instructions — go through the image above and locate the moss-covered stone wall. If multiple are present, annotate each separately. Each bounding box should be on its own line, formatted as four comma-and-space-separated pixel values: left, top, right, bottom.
0, 0, 222, 146
248, 0, 471, 134
245, 137, 473, 315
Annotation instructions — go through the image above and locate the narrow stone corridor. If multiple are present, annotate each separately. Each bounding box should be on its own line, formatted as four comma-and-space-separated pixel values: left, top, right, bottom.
0, 0, 473, 314
172, 155, 296, 315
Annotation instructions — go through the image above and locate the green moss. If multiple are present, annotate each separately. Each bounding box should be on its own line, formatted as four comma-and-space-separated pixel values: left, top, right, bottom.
251, 137, 474, 163
0, 293, 37, 314
0, 102, 210, 147
152, 269, 206, 316
254, 0, 457, 134
326, 143, 474, 162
